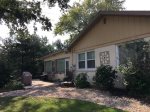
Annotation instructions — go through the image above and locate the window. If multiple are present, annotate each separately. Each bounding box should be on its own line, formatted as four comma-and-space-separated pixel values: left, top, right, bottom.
118, 38, 150, 65
56, 59, 65, 72
44, 61, 52, 73
65, 61, 69, 72
87, 51, 95, 68
78, 51, 95, 69
78, 53, 85, 69
52, 60, 56, 72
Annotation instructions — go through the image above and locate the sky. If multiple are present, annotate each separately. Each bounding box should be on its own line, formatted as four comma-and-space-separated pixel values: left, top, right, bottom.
0, 0, 150, 44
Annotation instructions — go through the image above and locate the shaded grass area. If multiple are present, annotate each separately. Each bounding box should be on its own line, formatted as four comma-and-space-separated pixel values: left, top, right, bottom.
0, 97, 126, 112
0, 88, 24, 93
110, 88, 150, 105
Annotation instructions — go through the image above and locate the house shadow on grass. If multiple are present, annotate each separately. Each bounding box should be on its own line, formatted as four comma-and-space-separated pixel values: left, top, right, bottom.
0, 97, 125, 112
0, 87, 135, 111
110, 88, 150, 106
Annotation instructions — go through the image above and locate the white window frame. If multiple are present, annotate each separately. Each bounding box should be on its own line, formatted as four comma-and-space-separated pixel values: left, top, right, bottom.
115, 45, 120, 66
77, 50, 96, 71
87, 51, 96, 69
78, 52, 86, 70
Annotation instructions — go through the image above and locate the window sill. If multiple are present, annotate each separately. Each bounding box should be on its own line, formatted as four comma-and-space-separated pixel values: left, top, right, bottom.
77, 68, 96, 72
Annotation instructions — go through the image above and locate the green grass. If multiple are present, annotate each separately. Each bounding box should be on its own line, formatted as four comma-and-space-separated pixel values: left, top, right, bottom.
0, 97, 126, 112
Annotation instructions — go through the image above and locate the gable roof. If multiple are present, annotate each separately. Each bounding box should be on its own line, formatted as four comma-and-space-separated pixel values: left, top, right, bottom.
68, 11, 150, 50
42, 11, 150, 60
40, 50, 64, 60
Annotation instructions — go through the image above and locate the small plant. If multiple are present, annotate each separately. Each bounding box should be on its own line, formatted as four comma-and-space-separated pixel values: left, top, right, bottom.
118, 60, 150, 96
95, 65, 117, 90
4, 80, 24, 90
75, 73, 90, 88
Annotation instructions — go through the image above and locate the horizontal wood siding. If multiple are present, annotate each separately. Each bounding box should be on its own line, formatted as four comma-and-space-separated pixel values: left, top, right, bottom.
72, 16, 150, 52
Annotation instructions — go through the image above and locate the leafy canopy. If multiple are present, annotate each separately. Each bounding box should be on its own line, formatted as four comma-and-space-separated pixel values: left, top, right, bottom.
0, 0, 69, 32
54, 0, 125, 38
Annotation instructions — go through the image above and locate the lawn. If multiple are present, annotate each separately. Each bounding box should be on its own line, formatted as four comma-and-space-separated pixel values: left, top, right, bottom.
0, 97, 126, 112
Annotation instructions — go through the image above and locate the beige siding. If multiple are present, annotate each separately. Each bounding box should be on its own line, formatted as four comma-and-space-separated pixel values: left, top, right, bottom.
73, 45, 125, 88
72, 16, 150, 52
95, 45, 117, 68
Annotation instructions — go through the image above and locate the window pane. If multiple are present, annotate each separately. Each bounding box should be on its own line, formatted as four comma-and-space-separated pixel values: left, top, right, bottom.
56, 59, 65, 72
79, 53, 85, 61
65, 61, 69, 72
87, 60, 95, 68
118, 38, 150, 65
79, 61, 85, 69
44, 61, 52, 73
87, 51, 95, 60
52, 61, 56, 72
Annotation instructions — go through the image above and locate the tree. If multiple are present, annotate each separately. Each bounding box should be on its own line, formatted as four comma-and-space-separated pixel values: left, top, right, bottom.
0, 31, 54, 87
53, 39, 64, 50
64, 36, 74, 47
0, 0, 69, 32
54, 0, 125, 39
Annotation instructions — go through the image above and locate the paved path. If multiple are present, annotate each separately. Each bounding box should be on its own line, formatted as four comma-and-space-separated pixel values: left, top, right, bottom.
0, 80, 149, 112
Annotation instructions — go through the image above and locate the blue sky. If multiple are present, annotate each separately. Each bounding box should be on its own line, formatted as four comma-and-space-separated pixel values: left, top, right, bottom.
0, 0, 150, 44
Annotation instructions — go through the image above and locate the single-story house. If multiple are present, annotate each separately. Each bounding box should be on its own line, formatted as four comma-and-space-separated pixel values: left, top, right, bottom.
41, 11, 150, 88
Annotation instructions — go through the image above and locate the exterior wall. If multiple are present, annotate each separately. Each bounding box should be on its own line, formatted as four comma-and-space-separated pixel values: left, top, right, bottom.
74, 71, 95, 84
47, 73, 65, 81
54, 73, 66, 81
44, 52, 71, 81
43, 15, 150, 88
95, 45, 117, 68
73, 45, 124, 88
71, 15, 150, 88
72, 16, 150, 52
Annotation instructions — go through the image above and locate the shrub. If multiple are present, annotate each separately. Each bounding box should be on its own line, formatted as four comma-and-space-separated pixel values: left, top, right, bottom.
118, 60, 150, 96
95, 65, 117, 90
118, 41, 150, 96
4, 80, 24, 90
0, 61, 13, 88
75, 73, 90, 88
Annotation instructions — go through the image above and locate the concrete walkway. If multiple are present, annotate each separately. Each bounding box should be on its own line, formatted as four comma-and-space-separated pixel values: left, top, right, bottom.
24, 80, 57, 89
0, 80, 149, 112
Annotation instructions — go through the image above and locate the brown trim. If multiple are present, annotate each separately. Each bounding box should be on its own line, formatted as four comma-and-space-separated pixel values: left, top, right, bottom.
98, 11, 150, 16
